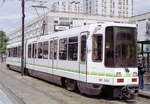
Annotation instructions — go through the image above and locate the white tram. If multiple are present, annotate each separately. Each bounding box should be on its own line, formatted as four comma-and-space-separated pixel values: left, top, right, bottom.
6, 22, 139, 99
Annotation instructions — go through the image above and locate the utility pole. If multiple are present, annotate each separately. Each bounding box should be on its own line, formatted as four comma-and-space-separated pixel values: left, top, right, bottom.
21, 0, 25, 76
20, 0, 48, 76
0, 31, 3, 63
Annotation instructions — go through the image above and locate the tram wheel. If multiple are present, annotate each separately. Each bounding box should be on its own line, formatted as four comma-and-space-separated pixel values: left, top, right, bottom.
65, 78, 77, 91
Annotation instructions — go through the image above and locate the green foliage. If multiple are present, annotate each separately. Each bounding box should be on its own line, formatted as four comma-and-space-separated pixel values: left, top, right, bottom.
137, 44, 141, 53
0, 30, 8, 54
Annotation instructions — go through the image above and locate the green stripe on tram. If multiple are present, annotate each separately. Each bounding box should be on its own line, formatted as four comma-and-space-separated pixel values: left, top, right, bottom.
7, 60, 137, 77
80, 61, 86, 65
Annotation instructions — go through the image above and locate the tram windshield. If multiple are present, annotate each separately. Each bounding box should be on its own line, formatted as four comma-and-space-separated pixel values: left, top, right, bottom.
105, 27, 137, 68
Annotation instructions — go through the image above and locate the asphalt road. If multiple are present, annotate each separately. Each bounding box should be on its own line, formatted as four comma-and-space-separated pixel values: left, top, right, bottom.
0, 63, 150, 104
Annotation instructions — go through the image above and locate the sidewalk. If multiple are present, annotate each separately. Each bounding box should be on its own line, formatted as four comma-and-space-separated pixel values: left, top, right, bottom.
0, 89, 13, 104
139, 84, 150, 98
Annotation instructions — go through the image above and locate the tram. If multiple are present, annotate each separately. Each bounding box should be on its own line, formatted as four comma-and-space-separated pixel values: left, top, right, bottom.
6, 22, 139, 99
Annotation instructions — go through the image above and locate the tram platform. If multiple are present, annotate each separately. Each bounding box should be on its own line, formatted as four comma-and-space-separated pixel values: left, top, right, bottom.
139, 84, 150, 98
139, 72, 150, 98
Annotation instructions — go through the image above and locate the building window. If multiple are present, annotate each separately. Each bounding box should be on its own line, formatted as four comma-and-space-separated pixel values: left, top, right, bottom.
38, 42, 43, 59
54, 20, 58, 24
59, 18, 70, 26
68, 37, 78, 61
92, 35, 103, 62
43, 41, 48, 59
81, 35, 86, 62
59, 38, 67, 60
28, 44, 32, 58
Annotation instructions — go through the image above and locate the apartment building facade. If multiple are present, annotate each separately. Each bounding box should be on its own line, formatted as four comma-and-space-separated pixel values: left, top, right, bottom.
83, 0, 133, 17
52, 1, 83, 13
7, 11, 129, 45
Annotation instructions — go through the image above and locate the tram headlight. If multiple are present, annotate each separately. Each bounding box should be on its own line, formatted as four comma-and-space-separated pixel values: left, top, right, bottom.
133, 72, 138, 77
116, 72, 122, 77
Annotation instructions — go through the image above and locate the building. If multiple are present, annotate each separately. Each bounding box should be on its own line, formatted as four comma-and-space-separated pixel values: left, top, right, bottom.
83, 0, 133, 17
52, 1, 83, 13
7, 11, 129, 45
130, 12, 150, 51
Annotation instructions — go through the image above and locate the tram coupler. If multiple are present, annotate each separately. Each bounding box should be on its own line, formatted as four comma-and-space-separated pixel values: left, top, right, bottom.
119, 86, 139, 100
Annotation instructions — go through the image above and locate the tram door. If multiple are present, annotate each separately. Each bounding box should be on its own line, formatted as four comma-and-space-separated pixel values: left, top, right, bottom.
50, 38, 58, 74
79, 32, 87, 82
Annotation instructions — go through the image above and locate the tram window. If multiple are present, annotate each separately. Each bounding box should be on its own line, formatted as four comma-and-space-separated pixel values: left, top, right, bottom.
18, 46, 21, 57
32, 44, 35, 58
92, 35, 103, 62
13, 48, 15, 57
43, 41, 48, 59
105, 27, 114, 67
16, 47, 18, 57
14, 47, 17, 57
50, 40, 54, 59
68, 37, 78, 61
7, 49, 10, 57
28, 44, 32, 58
50, 40, 57, 59
8, 48, 10, 57
54, 40, 57, 60
7, 49, 9, 57
59, 38, 67, 60
10, 48, 12, 57
12, 48, 14, 57
10, 48, 13, 57
13, 48, 14, 57
9, 48, 11, 57
33, 43, 37, 58
12, 48, 15, 57
38, 42, 43, 59
81, 35, 86, 62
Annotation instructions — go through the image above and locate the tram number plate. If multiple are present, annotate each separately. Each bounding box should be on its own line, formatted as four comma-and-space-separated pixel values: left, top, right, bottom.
99, 78, 103, 82
104, 79, 110, 82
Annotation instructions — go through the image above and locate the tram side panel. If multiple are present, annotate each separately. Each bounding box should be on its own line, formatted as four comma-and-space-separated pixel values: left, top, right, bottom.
6, 44, 22, 72
25, 33, 82, 85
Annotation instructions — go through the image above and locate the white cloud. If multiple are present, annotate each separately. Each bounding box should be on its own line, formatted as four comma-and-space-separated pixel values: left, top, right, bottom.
134, 0, 150, 15
0, 14, 21, 20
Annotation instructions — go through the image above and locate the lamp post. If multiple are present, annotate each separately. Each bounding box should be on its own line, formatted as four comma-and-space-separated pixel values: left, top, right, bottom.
21, 0, 25, 76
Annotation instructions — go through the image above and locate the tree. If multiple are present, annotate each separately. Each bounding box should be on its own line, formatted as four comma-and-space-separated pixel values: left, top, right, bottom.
137, 43, 141, 53
0, 30, 8, 55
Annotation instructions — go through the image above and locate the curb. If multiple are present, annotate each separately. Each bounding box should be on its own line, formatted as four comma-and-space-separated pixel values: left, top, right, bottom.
139, 92, 150, 98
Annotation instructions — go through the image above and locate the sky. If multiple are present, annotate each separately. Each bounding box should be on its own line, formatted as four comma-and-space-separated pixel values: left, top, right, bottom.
0, 0, 150, 34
